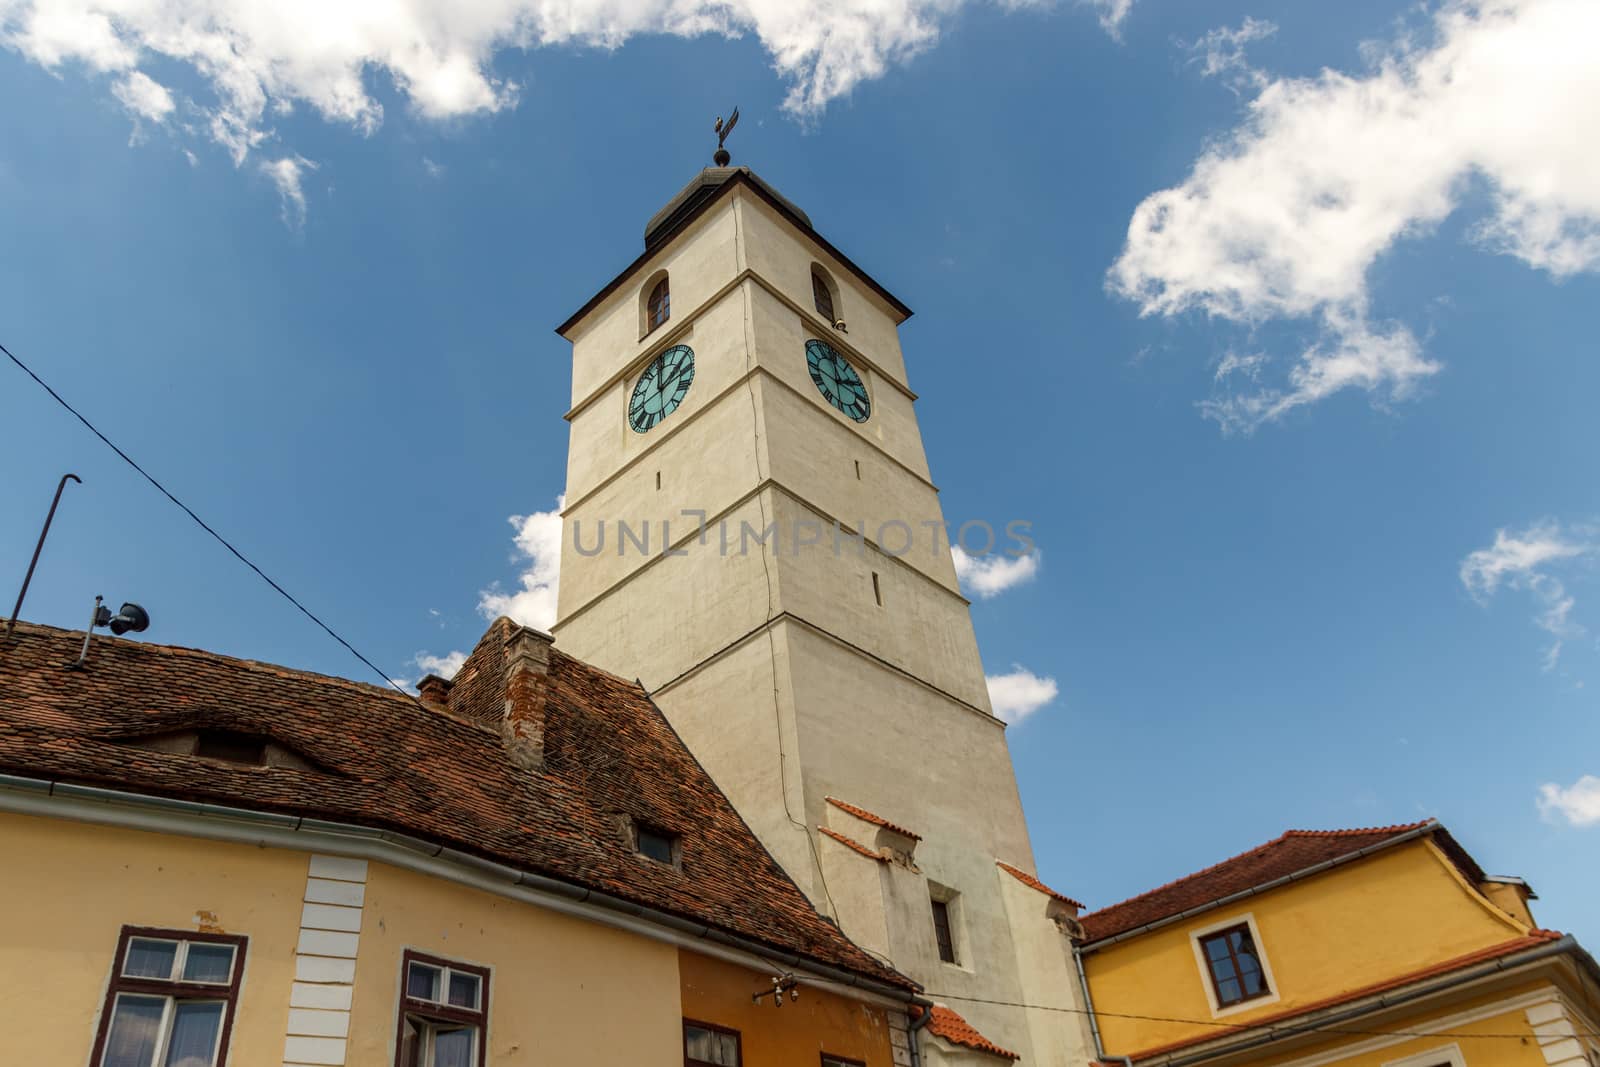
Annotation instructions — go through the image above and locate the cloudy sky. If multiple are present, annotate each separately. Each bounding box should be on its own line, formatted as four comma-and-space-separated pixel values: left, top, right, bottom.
2, 0, 1597, 938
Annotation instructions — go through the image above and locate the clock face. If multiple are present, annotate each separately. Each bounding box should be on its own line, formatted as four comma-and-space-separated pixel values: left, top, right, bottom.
805, 340, 871, 422
628, 345, 695, 433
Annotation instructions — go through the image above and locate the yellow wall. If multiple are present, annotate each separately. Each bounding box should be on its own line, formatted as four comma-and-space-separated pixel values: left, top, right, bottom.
1083, 840, 1531, 1056
678, 950, 899, 1067
350, 859, 683, 1065
0, 811, 306, 1066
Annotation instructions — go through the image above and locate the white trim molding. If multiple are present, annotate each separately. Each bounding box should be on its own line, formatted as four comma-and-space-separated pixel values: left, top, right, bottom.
284, 854, 368, 1067
1187, 912, 1281, 1018
1527, 1000, 1593, 1066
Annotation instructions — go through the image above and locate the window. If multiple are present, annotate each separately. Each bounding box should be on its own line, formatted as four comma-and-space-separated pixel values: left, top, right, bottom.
822, 1056, 865, 1067
194, 731, 265, 765
871, 572, 882, 607
91, 927, 246, 1067
647, 277, 671, 333
396, 951, 489, 1067
636, 824, 678, 865
812, 270, 836, 323
684, 1020, 741, 1067
930, 897, 957, 964
1199, 924, 1271, 1007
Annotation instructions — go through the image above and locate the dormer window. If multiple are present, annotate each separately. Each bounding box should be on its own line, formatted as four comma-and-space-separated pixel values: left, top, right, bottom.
812, 268, 836, 323
195, 731, 266, 765
636, 824, 679, 865
646, 276, 671, 333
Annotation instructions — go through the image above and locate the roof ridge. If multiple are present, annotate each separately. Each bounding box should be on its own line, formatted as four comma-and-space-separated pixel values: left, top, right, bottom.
1082, 820, 1437, 923
995, 860, 1086, 910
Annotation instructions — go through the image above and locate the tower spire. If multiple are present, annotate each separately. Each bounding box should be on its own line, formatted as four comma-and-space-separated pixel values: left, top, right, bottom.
712, 106, 740, 166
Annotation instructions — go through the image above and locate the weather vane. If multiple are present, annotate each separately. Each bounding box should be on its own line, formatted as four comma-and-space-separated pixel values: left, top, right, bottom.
713, 106, 740, 166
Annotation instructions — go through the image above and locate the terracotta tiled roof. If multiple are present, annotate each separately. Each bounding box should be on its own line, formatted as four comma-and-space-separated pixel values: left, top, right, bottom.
996, 861, 1085, 910
1124, 930, 1566, 1060
819, 826, 886, 862
1080, 822, 1468, 943
826, 796, 922, 841
0, 620, 912, 990
923, 1005, 1018, 1060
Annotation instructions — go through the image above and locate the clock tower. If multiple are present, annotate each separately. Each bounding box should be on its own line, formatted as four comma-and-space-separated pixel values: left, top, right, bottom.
553, 165, 1091, 1067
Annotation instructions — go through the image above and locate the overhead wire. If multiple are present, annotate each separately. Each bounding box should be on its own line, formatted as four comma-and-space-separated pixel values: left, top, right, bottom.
2, 339, 428, 710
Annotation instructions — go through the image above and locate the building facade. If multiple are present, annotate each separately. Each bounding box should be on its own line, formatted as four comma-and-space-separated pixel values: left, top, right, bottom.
1075, 821, 1600, 1067
0, 619, 920, 1067
551, 165, 1091, 1067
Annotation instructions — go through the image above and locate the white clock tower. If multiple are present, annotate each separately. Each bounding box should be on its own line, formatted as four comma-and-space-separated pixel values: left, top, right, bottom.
552, 162, 1091, 1067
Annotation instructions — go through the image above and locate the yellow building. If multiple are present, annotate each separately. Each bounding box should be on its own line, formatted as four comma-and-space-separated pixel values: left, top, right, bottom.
1075, 822, 1600, 1067
0, 618, 925, 1067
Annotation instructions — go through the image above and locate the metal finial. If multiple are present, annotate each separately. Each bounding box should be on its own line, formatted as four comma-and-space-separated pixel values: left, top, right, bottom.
713, 105, 740, 166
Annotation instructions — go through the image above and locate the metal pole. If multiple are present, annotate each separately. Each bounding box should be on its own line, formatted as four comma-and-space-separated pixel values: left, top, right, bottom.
74, 595, 102, 669
4, 472, 81, 644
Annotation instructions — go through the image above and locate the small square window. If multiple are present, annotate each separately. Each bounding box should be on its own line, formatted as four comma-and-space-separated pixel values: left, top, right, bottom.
182, 944, 236, 985
407, 962, 441, 1002
822, 1056, 865, 1067
636, 825, 678, 865
1198, 923, 1271, 1007
397, 952, 488, 1067
124, 938, 179, 980
447, 972, 480, 1010
685, 1021, 741, 1067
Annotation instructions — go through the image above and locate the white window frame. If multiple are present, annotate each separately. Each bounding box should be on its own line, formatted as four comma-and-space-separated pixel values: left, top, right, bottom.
400, 1014, 479, 1067
103, 991, 229, 1067
1381, 1042, 1467, 1067
1188, 912, 1281, 1017
405, 959, 483, 1012
123, 937, 237, 986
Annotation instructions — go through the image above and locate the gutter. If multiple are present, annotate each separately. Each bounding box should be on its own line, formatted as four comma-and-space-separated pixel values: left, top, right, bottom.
0, 772, 920, 1009
1079, 822, 1443, 952
1106, 935, 1583, 1067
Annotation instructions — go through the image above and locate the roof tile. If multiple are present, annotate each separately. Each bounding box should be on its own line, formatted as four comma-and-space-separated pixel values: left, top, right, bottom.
924, 1005, 1018, 1060
996, 861, 1084, 910
826, 796, 922, 841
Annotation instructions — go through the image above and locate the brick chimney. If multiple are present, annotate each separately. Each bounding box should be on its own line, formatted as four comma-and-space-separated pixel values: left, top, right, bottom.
501, 626, 553, 772
417, 674, 452, 707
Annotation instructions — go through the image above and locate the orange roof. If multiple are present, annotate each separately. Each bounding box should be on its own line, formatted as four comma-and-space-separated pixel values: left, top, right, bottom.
997, 861, 1084, 910
826, 796, 922, 841
1079, 822, 1483, 943
924, 1005, 1018, 1060
819, 826, 885, 862
1123, 930, 1565, 1060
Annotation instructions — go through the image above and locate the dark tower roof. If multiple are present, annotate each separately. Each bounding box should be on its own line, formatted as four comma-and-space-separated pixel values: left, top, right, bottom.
645, 166, 811, 248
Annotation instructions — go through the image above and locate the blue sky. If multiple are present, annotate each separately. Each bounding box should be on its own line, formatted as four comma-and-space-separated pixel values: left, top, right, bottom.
3, 0, 1598, 942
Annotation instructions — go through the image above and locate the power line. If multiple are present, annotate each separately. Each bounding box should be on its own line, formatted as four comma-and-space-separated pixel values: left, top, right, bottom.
923, 989, 1600, 1043
2, 339, 425, 707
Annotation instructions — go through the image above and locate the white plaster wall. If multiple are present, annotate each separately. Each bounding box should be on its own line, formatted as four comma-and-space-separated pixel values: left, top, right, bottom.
995, 873, 1096, 1067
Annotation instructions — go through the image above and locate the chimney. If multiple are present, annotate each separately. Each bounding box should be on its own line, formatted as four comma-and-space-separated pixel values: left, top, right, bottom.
417, 674, 453, 707
501, 626, 553, 772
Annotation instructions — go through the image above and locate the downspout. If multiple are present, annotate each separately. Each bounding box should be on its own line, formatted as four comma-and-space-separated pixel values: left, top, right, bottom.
1074, 939, 1133, 1067
908, 1001, 932, 1067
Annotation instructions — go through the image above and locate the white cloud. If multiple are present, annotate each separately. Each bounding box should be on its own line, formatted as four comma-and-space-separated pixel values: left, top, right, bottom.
0, 0, 1119, 171
422, 156, 444, 179
112, 70, 175, 121
1461, 519, 1596, 669
414, 649, 468, 680
1081, 0, 1131, 37
260, 155, 315, 228
1537, 775, 1600, 827
986, 665, 1058, 724
479, 495, 564, 631
952, 544, 1040, 599
1183, 16, 1276, 93
1111, 0, 1600, 433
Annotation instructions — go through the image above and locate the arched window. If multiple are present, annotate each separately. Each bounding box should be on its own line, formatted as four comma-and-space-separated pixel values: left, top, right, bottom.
812, 269, 836, 323
646, 276, 671, 333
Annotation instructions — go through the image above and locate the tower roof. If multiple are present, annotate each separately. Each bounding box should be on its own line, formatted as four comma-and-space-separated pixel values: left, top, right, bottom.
556, 166, 912, 337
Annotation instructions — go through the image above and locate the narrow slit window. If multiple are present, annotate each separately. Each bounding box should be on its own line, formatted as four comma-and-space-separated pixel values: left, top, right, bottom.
871, 572, 882, 607
655, 471, 662, 491
854, 459, 861, 480
930, 898, 957, 964
646, 277, 671, 334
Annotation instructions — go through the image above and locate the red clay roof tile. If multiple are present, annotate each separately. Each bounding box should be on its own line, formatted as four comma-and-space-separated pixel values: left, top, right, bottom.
996, 861, 1085, 910
1079, 822, 1463, 944
826, 796, 922, 841
0, 620, 912, 991
819, 826, 887, 862
924, 1005, 1018, 1060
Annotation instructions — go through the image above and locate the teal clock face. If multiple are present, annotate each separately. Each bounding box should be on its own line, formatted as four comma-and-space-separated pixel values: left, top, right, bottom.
628, 345, 695, 433
805, 340, 870, 422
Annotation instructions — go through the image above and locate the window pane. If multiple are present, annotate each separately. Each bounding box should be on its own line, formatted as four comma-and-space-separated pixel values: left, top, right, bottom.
432, 1026, 474, 1067
1242, 968, 1266, 995
407, 962, 441, 1002
446, 971, 480, 1009
400, 1018, 422, 1067
125, 938, 178, 979
104, 994, 166, 1067
162, 1001, 223, 1067
1210, 956, 1237, 982
182, 945, 235, 985
1218, 977, 1243, 1004
1204, 936, 1230, 962
686, 1025, 739, 1066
